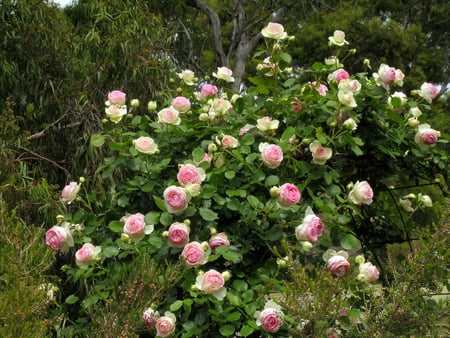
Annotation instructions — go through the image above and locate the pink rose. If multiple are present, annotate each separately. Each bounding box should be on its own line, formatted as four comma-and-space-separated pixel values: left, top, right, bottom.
373, 63, 396, 90
158, 107, 181, 125
123, 213, 153, 241
209, 232, 230, 252
309, 140, 332, 165
61, 182, 80, 203
155, 312, 176, 337
239, 124, 255, 136
171, 96, 190, 113
105, 104, 127, 123
177, 164, 205, 187
211, 98, 233, 116
213, 66, 235, 83
219, 134, 239, 148
181, 241, 207, 267
259, 143, 283, 168
167, 222, 190, 248
328, 30, 348, 46
295, 207, 324, 243
261, 22, 287, 40
163, 186, 191, 214
133, 136, 159, 154
313, 82, 329, 96
256, 116, 279, 131
255, 300, 284, 333
339, 79, 361, 94
358, 262, 379, 282
348, 181, 373, 205
337, 90, 357, 107
45, 225, 74, 253
195, 269, 226, 300
75, 243, 101, 268
199, 83, 218, 100
327, 255, 350, 277
328, 69, 349, 83
418, 82, 439, 103
108, 90, 126, 106
142, 307, 159, 329
277, 183, 301, 208
414, 123, 440, 147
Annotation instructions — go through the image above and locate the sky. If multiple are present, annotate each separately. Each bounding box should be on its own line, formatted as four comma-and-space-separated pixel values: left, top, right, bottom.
53, 0, 75, 7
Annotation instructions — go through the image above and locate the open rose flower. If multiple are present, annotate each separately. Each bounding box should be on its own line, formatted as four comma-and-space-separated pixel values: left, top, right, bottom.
418, 82, 439, 103
133, 136, 159, 154
75, 243, 101, 268
255, 300, 284, 333
198, 83, 218, 100
295, 207, 324, 243
163, 186, 191, 214
61, 181, 81, 203
373, 63, 396, 90
167, 222, 190, 248
348, 181, 373, 205
309, 140, 333, 165
177, 69, 195, 85
105, 104, 127, 123
208, 232, 230, 252
277, 183, 301, 209
142, 307, 160, 330
156, 312, 176, 337
328, 69, 350, 83
261, 22, 287, 40
177, 164, 206, 186
210, 97, 233, 116
327, 254, 351, 277
414, 123, 440, 148
158, 107, 181, 125
259, 143, 283, 168
328, 30, 349, 46
311, 81, 329, 96
213, 66, 235, 83
107, 90, 126, 106
357, 262, 380, 283
194, 269, 227, 300
123, 213, 154, 241
217, 134, 239, 148
181, 241, 209, 267
256, 116, 279, 131
45, 225, 74, 253
171, 96, 191, 113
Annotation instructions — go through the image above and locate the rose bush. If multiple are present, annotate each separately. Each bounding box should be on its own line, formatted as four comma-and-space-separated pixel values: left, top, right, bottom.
43, 25, 448, 337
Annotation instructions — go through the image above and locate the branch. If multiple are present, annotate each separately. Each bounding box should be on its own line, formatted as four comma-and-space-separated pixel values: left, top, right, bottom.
16, 146, 71, 178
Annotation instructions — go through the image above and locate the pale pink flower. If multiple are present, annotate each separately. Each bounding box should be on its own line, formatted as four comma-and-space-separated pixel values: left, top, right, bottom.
105, 104, 127, 123
328, 30, 349, 46
338, 90, 357, 107
295, 207, 324, 243
373, 63, 396, 90
418, 82, 439, 103
218, 134, 239, 148
142, 307, 160, 329
177, 69, 195, 85
261, 22, 287, 40
167, 222, 190, 248
163, 186, 191, 214
338, 79, 361, 94
107, 90, 126, 106
209, 232, 230, 252
277, 183, 301, 208
155, 312, 176, 337
75, 243, 101, 268
199, 83, 218, 100
133, 136, 159, 154
414, 123, 440, 147
194, 269, 227, 300
239, 124, 255, 136
259, 143, 283, 168
348, 181, 373, 205
256, 116, 279, 131
309, 140, 332, 165
45, 225, 74, 253
312, 81, 329, 96
210, 97, 233, 116
177, 164, 205, 187
328, 69, 349, 83
123, 213, 154, 241
61, 182, 80, 203
327, 255, 350, 277
158, 107, 181, 125
255, 300, 284, 333
171, 96, 190, 113
181, 241, 208, 267
358, 262, 380, 282
213, 66, 235, 83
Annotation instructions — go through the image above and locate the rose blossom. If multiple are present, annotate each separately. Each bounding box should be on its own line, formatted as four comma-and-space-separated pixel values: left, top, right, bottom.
217, 134, 239, 148
388, 91, 408, 108
75, 243, 101, 268
177, 163, 205, 186
328, 69, 349, 83
414, 123, 440, 147
328, 30, 349, 46
343, 117, 358, 131
45, 225, 74, 253
163, 186, 191, 214
256, 116, 279, 131
199, 83, 218, 100
348, 180, 373, 205
158, 107, 181, 125
181, 241, 209, 267
256, 56, 277, 76
309, 140, 333, 165
123, 213, 154, 241
337, 90, 357, 107
239, 124, 255, 136
133, 136, 159, 154
210, 97, 233, 116
339, 79, 361, 94
213, 66, 235, 83
311, 81, 329, 96
167, 222, 190, 248
209, 232, 230, 252
107, 90, 126, 106
177, 69, 195, 85
418, 82, 439, 103
155, 312, 176, 337
261, 22, 287, 40
327, 255, 351, 277
194, 269, 227, 300
255, 300, 284, 333
277, 183, 301, 208
373, 63, 396, 90
61, 181, 81, 203
105, 104, 127, 123
357, 262, 380, 282
295, 207, 324, 243
259, 143, 283, 168
142, 307, 160, 329
171, 96, 191, 113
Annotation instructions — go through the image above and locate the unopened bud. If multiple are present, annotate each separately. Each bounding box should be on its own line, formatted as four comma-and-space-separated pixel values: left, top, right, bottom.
208, 143, 217, 153
222, 270, 232, 281
131, 99, 140, 108
355, 255, 365, 265
121, 233, 130, 242
147, 101, 157, 111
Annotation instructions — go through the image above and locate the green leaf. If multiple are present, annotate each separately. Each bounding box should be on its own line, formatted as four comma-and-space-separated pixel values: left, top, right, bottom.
199, 208, 218, 221
153, 195, 166, 212
192, 147, 205, 163
280, 52, 292, 64
65, 294, 79, 304
340, 233, 359, 250
90, 133, 105, 147
108, 220, 123, 233
170, 300, 184, 312
232, 279, 248, 292
223, 250, 242, 263
226, 312, 241, 322
219, 325, 235, 336
102, 246, 119, 258
159, 212, 173, 226
145, 211, 160, 225
246, 195, 263, 210
239, 325, 255, 337
225, 170, 235, 179
81, 294, 98, 309
226, 292, 241, 306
